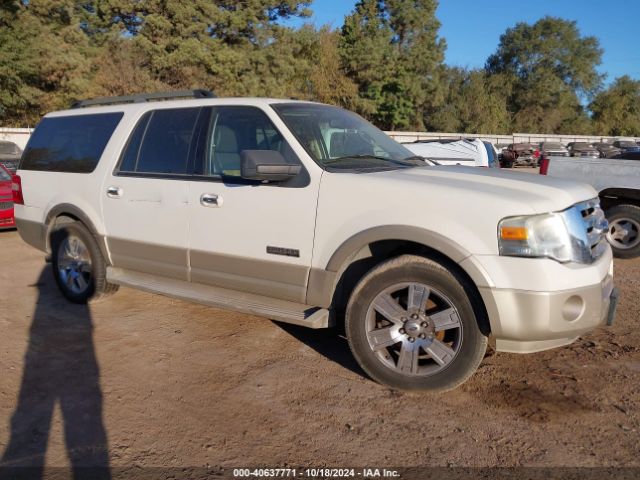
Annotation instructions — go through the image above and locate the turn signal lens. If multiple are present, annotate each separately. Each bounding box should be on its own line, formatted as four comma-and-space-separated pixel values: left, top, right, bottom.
500, 226, 528, 241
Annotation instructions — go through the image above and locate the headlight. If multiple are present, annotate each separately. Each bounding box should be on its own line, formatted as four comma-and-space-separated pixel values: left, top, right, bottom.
498, 213, 575, 262
498, 202, 608, 264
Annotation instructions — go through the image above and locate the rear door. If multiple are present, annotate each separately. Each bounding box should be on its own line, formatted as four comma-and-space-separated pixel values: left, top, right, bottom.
186, 105, 320, 303
101, 107, 205, 280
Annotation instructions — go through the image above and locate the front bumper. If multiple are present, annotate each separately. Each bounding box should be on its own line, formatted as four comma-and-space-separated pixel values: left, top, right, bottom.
473, 253, 616, 353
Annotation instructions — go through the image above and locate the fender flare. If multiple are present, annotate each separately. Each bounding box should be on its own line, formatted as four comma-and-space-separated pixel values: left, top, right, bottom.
307, 225, 493, 308
44, 203, 109, 260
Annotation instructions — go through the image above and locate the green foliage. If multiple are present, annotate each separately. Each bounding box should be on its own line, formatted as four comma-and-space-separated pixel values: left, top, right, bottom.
590, 76, 640, 136
0, 3, 635, 138
486, 16, 603, 134
340, 0, 444, 130
0, 0, 93, 125
426, 67, 511, 134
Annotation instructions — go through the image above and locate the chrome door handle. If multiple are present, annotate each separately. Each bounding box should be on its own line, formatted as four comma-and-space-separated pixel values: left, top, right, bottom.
106, 186, 123, 198
200, 193, 222, 207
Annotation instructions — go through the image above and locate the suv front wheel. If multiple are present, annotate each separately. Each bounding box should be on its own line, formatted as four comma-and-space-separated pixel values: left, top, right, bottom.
346, 255, 487, 392
50, 221, 118, 303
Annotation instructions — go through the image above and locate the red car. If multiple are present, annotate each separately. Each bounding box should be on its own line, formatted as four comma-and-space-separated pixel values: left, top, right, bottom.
0, 164, 15, 229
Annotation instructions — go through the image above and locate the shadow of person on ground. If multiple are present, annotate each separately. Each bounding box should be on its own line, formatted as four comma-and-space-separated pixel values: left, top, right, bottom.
0, 266, 110, 479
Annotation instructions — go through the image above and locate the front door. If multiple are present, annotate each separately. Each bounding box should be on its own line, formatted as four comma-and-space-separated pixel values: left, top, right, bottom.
187, 105, 321, 303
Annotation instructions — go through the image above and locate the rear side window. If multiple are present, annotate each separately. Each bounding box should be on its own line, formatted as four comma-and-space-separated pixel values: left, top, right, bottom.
20, 113, 123, 173
118, 108, 201, 175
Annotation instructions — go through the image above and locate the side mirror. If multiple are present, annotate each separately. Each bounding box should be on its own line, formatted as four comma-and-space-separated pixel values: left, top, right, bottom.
240, 150, 301, 182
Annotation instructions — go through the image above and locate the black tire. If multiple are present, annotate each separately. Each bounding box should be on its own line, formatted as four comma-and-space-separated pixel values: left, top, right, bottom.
345, 255, 487, 392
501, 160, 514, 168
605, 205, 640, 259
50, 221, 118, 303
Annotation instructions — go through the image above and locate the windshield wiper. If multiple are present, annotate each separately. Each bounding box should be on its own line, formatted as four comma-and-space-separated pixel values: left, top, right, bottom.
323, 154, 395, 165
324, 155, 427, 168
401, 155, 439, 166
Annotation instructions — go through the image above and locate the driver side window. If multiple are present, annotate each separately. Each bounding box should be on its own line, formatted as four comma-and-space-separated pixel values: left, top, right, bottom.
205, 106, 298, 179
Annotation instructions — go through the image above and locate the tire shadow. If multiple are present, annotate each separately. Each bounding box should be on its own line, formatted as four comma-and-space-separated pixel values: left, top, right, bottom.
271, 321, 368, 380
0, 266, 110, 479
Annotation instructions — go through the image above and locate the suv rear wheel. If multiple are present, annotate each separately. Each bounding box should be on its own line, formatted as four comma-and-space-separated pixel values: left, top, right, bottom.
345, 255, 487, 392
50, 221, 118, 303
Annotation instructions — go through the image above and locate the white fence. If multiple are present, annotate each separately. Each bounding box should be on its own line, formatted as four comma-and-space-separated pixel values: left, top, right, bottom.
0, 128, 32, 150
386, 131, 640, 145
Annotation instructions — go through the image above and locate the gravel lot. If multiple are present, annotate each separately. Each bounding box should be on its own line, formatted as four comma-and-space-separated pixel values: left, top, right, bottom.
0, 228, 638, 475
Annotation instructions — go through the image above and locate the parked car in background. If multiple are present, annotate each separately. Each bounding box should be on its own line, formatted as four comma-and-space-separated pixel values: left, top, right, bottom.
567, 142, 600, 158
539, 142, 569, 160
612, 140, 640, 154
501, 143, 538, 167
0, 141, 22, 174
0, 164, 15, 229
541, 155, 640, 258
403, 138, 499, 168
593, 142, 622, 158
612, 152, 640, 161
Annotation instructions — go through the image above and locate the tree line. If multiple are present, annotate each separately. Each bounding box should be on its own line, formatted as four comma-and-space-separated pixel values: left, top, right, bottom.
1, 0, 639, 136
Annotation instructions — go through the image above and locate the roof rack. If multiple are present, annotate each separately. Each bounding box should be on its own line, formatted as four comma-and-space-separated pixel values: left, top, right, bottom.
71, 89, 216, 109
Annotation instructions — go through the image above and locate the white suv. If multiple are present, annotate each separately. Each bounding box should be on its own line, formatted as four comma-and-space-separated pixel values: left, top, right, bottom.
13, 90, 618, 391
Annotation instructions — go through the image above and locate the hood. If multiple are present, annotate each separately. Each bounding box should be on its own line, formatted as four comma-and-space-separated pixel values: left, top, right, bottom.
370, 165, 596, 213
318, 165, 599, 258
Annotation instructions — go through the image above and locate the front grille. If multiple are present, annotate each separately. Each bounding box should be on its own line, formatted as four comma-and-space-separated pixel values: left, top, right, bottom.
0, 201, 13, 211
577, 199, 608, 260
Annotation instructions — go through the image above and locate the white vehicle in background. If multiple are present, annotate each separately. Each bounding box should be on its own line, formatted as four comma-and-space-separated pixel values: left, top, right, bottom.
402, 138, 499, 168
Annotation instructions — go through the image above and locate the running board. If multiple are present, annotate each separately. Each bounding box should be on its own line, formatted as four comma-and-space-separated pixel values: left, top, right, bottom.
106, 267, 332, 329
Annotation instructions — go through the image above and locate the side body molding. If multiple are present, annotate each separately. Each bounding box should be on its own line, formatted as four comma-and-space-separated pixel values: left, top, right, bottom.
306, 225, 494, 308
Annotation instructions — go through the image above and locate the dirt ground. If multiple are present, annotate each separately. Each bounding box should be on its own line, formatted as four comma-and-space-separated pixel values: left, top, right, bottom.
0, 228, 639, 476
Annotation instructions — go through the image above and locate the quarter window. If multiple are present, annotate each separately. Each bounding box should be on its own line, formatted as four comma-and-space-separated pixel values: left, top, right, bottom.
21, 113, 123, 173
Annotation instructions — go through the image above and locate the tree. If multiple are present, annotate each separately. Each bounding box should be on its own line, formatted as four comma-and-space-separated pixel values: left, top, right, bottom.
0, 0, 94, 125
340, 0, 445, 130
590, 76, 640, 136
303, 27, 360, 108
96, 1, 313, 94
426, 67, 511, 134
486, 16, 602, 133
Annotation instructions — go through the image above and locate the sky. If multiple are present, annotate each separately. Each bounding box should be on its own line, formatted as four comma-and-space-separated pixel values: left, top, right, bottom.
284, 0, 640, 84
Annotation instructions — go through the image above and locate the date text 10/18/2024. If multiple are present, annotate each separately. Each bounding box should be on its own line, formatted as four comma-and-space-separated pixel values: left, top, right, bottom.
233, 468, 400, 478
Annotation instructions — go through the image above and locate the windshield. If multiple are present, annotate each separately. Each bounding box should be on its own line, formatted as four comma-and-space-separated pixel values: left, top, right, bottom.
619, 141, 637, 148
572, 143, 592, 148
272, 103, 421, 171
542, 143, 564, 149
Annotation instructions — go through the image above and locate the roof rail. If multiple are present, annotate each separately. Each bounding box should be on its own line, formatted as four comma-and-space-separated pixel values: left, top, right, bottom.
71, 89, 216, 109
